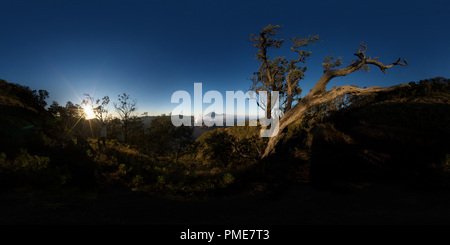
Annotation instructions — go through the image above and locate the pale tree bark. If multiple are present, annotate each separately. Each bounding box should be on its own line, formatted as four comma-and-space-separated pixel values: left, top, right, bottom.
261, 43, 408, 158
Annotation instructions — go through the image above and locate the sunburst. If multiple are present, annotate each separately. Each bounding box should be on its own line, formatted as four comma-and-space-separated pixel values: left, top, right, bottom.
83, 105, 96, 120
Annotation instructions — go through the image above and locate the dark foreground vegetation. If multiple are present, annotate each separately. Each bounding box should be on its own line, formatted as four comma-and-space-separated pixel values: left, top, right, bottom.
0, 77, 449, 225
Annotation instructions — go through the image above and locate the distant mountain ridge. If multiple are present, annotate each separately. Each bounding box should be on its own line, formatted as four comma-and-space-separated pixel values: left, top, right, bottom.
142, 113, 259, 138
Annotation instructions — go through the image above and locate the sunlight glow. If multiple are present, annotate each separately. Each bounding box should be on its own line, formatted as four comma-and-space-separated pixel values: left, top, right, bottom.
83, 105, 96, 120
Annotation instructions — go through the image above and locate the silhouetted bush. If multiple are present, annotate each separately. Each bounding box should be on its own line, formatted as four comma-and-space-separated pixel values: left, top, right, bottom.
196, 128, 236, 168
147, 115, 194, 159
0, 149, 64, 187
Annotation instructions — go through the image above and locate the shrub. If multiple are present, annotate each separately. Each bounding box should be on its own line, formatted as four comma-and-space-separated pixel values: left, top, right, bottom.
222, 172, 235, 185
0, 149, 64, 187
147, 115, 194, 159
132, 174, 144, 188
196, 128, 235, 167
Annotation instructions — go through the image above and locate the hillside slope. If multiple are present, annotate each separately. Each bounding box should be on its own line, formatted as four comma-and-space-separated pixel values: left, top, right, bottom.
305, 78, 450, 186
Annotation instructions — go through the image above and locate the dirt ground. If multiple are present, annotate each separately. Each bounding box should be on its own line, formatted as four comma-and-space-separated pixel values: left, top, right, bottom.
1, 181, 450, 226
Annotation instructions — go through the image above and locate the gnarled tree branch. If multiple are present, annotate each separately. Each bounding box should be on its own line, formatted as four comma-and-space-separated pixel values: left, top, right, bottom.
261, 42, 408, 159
261, 83, 410, 158
366, 57, 408, 74
309, 43, 407, 95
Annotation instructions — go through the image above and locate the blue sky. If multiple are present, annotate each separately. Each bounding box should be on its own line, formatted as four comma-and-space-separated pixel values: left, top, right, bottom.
1, 0, 449, 116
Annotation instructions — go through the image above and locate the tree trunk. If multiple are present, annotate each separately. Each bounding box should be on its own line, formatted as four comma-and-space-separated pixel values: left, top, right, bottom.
260, 43, 408, 158
266, 95, 272, 119
285, 85, 294, 112
261, 84, 409, 158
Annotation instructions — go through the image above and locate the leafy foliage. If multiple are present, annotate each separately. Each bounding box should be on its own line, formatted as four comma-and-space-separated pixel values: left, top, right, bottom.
200, 128, 235, 167
147, 114, 194, 159
1, 77, 449, 198
322, 54, 343, 72
249, 25, 319, 115
0, 149, 63, 187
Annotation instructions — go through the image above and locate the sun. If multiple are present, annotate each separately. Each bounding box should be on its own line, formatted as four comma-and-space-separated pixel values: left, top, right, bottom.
83, 105, 96, 120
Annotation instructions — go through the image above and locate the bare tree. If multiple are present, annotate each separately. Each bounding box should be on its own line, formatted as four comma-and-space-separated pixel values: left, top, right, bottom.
114, 93, 137, 143
82, 94, 110, 125
82, 94, 110, 149
254, 26, 408, 158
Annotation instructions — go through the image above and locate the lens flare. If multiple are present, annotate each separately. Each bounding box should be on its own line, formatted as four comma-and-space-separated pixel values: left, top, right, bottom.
83, 106, 96, 120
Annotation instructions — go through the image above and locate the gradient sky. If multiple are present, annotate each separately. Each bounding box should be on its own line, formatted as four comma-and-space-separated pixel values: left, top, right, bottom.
1, 0, 449, 116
